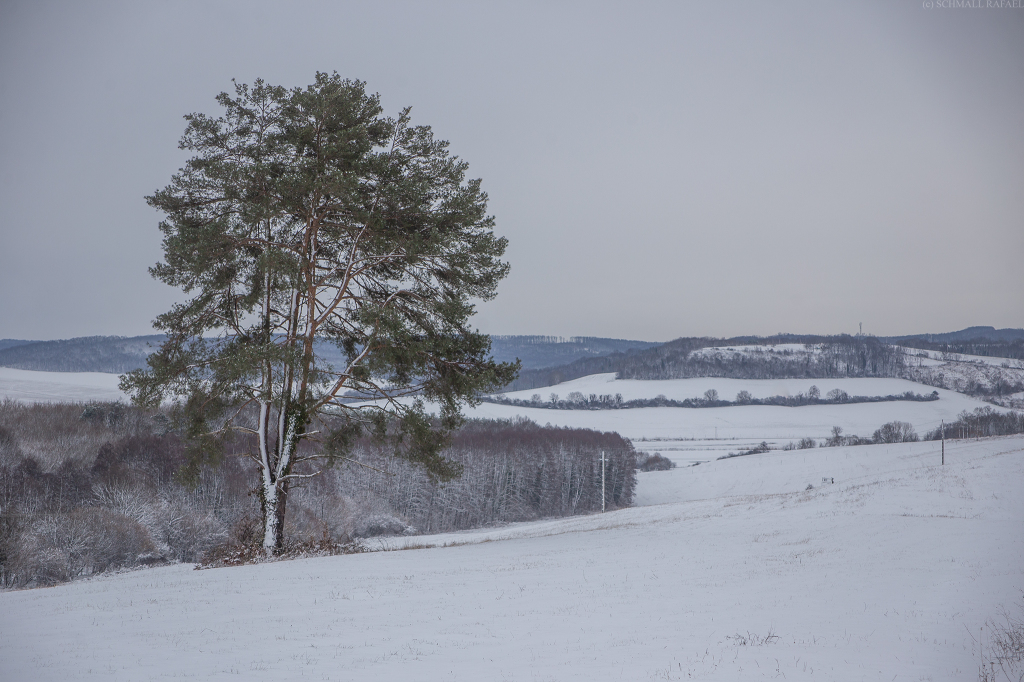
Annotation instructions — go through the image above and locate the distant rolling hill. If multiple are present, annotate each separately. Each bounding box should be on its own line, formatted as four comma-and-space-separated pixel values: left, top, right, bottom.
0, 339, 39, 352
0, 334, 660, 374
0, 336, 166, 373
487, 336, 661, 369
886, 326, 1024, 343
501, 328, 1024, 392
4, 327, 1018, 386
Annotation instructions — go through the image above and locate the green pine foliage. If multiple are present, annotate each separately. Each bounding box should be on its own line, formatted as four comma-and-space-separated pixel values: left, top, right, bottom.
121, 73, 518, 553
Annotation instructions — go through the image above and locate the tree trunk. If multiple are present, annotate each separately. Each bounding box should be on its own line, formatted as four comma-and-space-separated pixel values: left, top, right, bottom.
260, 409, 301, 556
261, 478, 280, 557
274, 478, 289, 553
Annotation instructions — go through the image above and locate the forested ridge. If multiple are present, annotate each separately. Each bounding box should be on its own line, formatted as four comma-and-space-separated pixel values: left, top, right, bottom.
503, 335, 907, 391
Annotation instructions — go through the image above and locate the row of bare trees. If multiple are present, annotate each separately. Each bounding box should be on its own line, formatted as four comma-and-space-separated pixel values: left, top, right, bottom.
327, 419, 636, 535
484, 388, 938, 410
924, 408, 1024, 440
0, 402, 634, 588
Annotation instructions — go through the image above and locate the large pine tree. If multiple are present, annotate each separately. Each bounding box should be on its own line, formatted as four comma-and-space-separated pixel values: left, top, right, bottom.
121, 73, 517, 554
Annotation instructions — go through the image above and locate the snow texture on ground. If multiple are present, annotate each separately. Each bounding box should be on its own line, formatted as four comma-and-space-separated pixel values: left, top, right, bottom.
1, 435, 1021, 681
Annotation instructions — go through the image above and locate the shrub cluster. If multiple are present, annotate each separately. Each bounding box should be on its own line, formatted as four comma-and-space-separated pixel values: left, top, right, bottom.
636, 452, 675, 471
781, 437, 818, 451
717, 442, 770, 460
720, 419, 930, 458
0, 406, 251, 588
819, 422, 920, 447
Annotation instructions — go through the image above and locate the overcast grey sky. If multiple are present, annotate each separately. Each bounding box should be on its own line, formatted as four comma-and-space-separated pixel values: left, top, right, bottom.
1, 1, 1021, 342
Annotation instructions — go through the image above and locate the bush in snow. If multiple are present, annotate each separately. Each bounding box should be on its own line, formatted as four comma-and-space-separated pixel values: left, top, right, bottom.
353, 514, 415, 538
717, 442, 770, 460
10, 508, 155, 587
826, 388, 849, 403
872, 421, 918, 444
978, 598, 1024, 682
636, 452, 675, 471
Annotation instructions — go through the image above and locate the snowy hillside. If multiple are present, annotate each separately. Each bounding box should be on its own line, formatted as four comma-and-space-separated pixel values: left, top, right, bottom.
2, 435, 1021, 681
901, 347, 1024, 368
902, 349, 1024, 407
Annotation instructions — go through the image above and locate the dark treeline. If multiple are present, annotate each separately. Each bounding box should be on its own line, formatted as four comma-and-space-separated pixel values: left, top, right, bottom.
924, 408, 1024, 440
0, 402, 633, 588
503, 335, 906, 391
482, 389, 938, 410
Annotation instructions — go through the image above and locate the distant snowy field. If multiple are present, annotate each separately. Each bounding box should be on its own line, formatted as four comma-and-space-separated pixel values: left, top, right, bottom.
2, 435, 1021, 681
0, 367, 125, 403
477, 374, 999, 441
502, 373, 944, 402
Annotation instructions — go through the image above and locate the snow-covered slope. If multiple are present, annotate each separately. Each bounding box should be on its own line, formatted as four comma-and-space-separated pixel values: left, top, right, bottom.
2, 435, 1021, 681
903, 349, 1024, 401
900, 346, 1024, 368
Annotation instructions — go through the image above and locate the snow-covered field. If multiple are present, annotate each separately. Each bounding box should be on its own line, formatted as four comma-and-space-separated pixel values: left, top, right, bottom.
504, 373, 946, 402
1, 365, 1001, 470
0, 367, 126, 403
1, 366, 1020, 680
477, 374, 999, 441
1, 434, 1021, 681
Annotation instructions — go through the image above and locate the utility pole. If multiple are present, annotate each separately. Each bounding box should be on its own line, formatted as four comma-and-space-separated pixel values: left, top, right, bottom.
941, 419, 944, 466
600, 451, 606, 512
